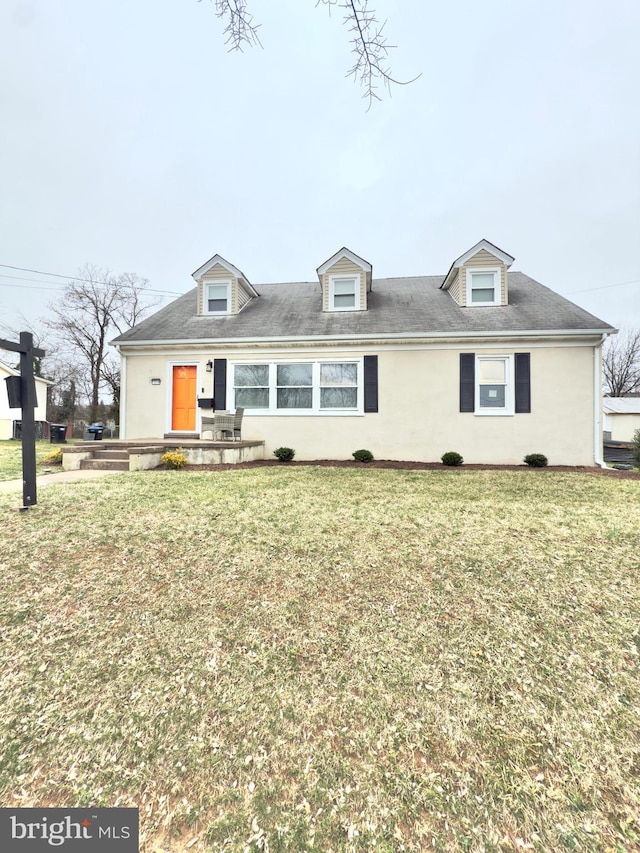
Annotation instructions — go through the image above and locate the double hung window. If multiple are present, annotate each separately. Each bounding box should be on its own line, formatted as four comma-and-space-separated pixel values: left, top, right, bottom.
233, 364, 269, 408
467, 270, 500, 306
277, 364, 313, 409
329, 276, 359, 311
476, 356, 512, 414
204, 282, 230, 314
320, 363, 358, 408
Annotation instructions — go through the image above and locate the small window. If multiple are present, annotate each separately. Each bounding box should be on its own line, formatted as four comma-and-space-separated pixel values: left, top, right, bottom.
329, 276, 359, 311
204, 282, 230, 314
467, 270, 500, 306
476, 356, 512, 415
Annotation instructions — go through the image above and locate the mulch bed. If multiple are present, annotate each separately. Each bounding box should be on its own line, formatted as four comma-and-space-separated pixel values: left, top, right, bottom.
183, 459, 640, 479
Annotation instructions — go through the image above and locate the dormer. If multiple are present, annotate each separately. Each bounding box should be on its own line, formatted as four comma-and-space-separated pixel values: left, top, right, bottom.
192, 254, 259, 317
440, 239, 515, 307
316, 247, 372, 312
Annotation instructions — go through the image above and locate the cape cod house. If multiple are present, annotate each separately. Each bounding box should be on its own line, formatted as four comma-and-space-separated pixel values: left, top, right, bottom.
111, 240, 615, 465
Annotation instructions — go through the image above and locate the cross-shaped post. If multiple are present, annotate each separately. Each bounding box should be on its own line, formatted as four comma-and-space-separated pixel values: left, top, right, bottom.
0, 332, 46, 509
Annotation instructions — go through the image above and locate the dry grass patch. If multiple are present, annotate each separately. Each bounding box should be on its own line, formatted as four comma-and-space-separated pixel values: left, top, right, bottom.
0, 468, 639, 852
0, 440, 53, 481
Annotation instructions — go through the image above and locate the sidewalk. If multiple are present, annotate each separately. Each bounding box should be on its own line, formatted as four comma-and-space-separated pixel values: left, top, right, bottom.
0, 468, 122, 495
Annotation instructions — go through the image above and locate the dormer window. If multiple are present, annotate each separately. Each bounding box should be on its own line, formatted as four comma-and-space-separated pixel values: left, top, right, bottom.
204, 282, 230, 315
193, 254, 258, 317
317, 247, 372, 312
329, 275, 359, 311
440, 240, 514, 307
468, 269, 500, 306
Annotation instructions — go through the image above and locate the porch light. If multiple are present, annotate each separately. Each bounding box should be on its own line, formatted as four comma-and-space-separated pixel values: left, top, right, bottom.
205, 360, 213, 372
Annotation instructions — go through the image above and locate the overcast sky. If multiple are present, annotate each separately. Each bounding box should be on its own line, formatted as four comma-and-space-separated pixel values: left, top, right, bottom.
1, 0, 639, 343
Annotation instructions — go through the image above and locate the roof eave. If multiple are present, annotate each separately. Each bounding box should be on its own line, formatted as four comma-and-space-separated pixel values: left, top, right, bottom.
112, 327, 615, 349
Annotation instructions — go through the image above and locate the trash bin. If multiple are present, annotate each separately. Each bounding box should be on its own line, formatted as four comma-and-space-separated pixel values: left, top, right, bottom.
50, 424, 67, 444
85, 422, 105, 441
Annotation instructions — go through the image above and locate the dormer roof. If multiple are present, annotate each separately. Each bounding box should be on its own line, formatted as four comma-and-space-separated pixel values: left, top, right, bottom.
316, 247, 373, 290
440, 239, 515, 291
192, 254, 259, 297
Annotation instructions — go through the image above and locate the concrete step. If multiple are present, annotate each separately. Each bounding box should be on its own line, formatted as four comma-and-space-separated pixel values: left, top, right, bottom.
92, 450, 129, 460
80, 459, 129, 471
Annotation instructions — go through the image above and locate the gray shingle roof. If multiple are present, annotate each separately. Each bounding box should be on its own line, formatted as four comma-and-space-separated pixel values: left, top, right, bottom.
112, 272, 613, 345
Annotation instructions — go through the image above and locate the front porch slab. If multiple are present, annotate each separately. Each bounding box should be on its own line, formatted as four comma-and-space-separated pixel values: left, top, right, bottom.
61, 439, 265, 472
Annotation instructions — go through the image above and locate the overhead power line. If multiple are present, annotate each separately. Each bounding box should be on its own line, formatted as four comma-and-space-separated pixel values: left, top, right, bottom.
0, 263, 183, 297
565, 278, 640, 295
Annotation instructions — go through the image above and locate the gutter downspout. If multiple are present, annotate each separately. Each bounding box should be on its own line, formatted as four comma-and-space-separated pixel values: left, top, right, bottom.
594, 337, 609, 469
115, 346, 126, 441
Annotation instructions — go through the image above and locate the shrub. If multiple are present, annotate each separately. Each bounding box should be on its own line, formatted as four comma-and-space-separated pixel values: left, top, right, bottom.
352, 449, 374, 463
273, 446, 295, 462
41, 447, 63, 465
632, 428, 640, 469
524, 453, 548, 468
441, 451, 463, 467
161, 448, 187, 470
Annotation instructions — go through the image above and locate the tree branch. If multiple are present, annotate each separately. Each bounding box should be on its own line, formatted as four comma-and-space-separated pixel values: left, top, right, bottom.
318, 0, 420, 108
204, 0, 262, 51
603, 329, 640, 396
206, 0, 419, 106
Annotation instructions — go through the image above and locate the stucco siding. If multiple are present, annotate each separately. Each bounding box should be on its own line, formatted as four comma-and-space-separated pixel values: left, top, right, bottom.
121, 341, 598, 465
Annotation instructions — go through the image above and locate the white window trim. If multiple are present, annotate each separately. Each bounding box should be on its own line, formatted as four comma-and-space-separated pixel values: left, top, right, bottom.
203, 280, 232, 315
465, 268, 501, 307
328, 275, 360, 312
475, 354, 513, 416
230, 359, 363, 415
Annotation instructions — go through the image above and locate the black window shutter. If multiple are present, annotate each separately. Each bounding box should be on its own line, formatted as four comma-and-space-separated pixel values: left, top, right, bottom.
213, 359, 227, 411
363, 355, 378, 413
515, 353, 531, 413
460, 353, 475, 412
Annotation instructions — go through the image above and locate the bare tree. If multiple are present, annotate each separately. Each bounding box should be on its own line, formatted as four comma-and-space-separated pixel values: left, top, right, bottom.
44, 266, 159, 423
204, 0, 419, 107
602, 328, 640, 396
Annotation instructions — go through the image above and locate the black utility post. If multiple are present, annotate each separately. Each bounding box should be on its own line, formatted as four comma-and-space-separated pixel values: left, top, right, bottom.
0, 332, 46, 510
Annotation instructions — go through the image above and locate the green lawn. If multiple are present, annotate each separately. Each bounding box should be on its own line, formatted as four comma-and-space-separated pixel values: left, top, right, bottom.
0, 440, 57, 481
1, 468, 639, 852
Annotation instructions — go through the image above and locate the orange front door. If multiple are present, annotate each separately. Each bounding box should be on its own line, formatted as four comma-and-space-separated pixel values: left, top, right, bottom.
171, 366, 197, 431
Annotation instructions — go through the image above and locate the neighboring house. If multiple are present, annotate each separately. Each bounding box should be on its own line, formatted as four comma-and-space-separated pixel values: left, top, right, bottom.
603, 397, 640, 442
111, 240, 615, 465
0, 361, 51, 440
